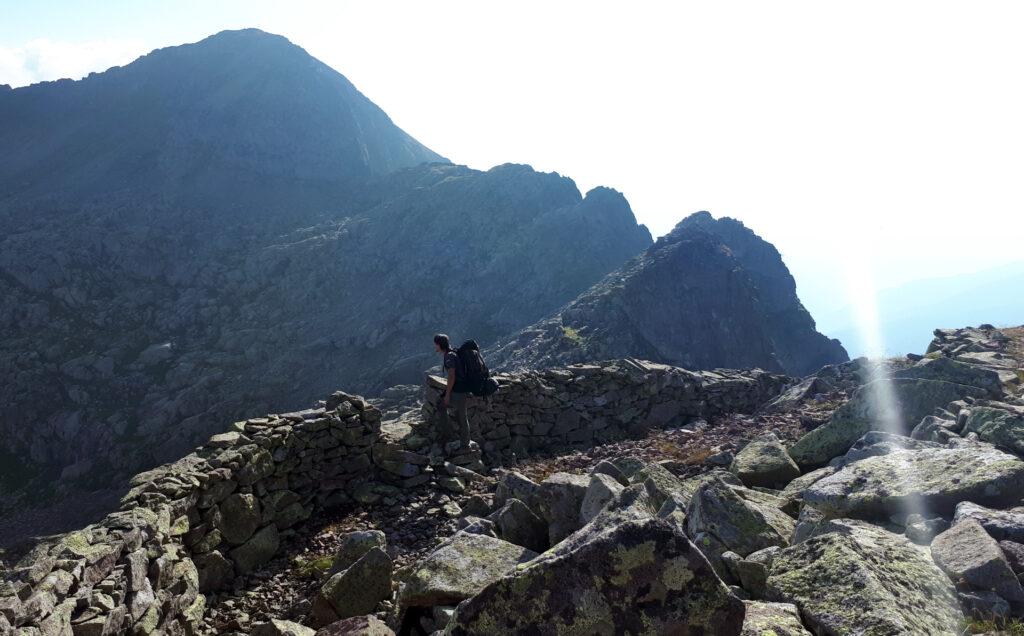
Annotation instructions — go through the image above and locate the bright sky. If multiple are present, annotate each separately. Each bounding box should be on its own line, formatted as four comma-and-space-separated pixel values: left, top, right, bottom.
2, 0, 1023, 322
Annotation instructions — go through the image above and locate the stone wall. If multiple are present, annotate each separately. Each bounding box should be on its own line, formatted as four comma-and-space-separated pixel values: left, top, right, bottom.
0, 391, 381, 635
1, 359, 787, 634
370, 359, 787, 487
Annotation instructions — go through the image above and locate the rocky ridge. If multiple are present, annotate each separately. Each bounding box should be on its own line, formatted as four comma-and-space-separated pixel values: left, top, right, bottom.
5, 323, 1022, 634
487, 211, 849, 378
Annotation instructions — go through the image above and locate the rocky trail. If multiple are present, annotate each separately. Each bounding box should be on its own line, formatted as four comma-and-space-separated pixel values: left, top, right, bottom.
3, 324, 1023, 635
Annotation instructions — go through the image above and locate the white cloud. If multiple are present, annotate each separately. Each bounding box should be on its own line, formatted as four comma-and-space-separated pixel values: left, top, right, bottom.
0, 37, 146, 88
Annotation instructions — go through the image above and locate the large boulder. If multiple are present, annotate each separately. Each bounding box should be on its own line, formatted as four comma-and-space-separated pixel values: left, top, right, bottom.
740, 601, 811, 636
328, 530, 387, 577
954, 501, 1024, 542
579, 473, 625, 525
788, 378, 987, 469
633, 462, 686, 510
535, 472, 590, 545
314, 547, 393, 624
962, 405, 1024, 455
931, 519, 1024, 604
729, 432, 801, 489
802, 445, 1024, 520
766, 519, 963, 634
252, 619, 316, 636
445, 519, 745, 635
397, 532, 536, 610
493, 471, 540, 509
686, 476, 795, 581
488, 498, 548, 553
893, 355, 1004, 397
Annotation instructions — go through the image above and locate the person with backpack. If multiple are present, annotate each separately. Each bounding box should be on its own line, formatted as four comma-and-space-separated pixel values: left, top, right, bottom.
434, 333, 473, 449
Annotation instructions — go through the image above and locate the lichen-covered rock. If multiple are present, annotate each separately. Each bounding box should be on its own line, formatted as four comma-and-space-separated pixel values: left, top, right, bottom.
229, 524, 280, 575
788, 378, 987, 469
954, 501, 1024, 543
740, 601, 811, 636
931, 519, 1024, 604
314, 615, 395, 635
893, 355, 1004, 396
315, 547, 393, 624
493, 471, 540, 510
962, 406, 1024, 455
535, 472, 590, 545
766, 519, 963, 634
328, 531, 386, 577
730, 432, 801, 489
579, 473, 625, 525
633, 462, 686, 510
252, 618, 317, 636
445, 518, 745, 635
686, 476, 795, 580
397, 532, 536, 610
802, 446, 1024, 520
488, 498, 548, 553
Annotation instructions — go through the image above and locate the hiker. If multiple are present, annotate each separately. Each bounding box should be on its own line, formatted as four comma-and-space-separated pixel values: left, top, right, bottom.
434, 333, 473, 449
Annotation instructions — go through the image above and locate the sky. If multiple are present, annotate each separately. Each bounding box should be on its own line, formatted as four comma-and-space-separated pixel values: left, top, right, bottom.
2, 0, 1023, 335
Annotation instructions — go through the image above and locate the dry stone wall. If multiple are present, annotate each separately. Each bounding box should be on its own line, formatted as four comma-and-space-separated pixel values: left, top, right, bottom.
1, 359, 787, 635
0, 391, 381, 635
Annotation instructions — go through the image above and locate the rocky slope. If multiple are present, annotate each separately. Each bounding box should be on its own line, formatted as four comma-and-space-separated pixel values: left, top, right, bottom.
487, 211, 848, 377
0, 30, 654, 523
5, 322, 1022, 635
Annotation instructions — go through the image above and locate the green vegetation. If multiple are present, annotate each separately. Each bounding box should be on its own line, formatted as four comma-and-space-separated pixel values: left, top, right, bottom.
966, 617, 1024, 634
294, 554, 333, 578
562, 325, 583, 346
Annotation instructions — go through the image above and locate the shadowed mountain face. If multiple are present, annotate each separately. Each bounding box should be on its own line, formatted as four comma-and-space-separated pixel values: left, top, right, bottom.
0, 30, 653, 521
488, 211, 849, 376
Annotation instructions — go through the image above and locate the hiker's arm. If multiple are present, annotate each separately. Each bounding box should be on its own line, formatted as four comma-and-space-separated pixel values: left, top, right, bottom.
445, 368, 455, 405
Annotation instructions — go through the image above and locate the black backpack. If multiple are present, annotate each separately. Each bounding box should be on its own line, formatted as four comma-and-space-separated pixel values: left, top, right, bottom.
456, 339, 499, 397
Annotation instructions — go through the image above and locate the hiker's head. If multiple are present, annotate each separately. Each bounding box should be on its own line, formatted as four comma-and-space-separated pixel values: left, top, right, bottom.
433, 333, 451, 353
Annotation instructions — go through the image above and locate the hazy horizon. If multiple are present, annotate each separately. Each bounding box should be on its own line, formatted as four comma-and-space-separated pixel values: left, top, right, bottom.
3, 1, 1023, 347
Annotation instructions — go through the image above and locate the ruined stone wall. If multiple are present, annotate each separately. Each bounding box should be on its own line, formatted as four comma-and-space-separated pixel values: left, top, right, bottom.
0, 391, 381, 635
1, 360, 787, 634
382, 359, 787, 483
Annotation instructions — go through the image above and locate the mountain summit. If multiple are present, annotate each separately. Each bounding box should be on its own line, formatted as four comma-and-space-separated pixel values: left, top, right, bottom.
0, 28, 444, 204
488, 211, 849, 375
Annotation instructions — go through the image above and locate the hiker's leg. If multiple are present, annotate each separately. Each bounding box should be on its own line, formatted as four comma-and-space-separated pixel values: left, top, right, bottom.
436, 395, 456, 443
454, 393, 471, 447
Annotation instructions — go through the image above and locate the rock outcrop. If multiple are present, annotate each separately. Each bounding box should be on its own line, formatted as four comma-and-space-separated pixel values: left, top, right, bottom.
487, 211, 848, 377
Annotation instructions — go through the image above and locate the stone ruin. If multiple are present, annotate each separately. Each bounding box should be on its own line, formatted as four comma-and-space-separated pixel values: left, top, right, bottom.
0, 360, 786, 635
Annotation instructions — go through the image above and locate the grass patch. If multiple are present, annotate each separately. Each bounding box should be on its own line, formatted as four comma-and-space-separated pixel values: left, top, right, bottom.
966, 617, 1024, 634
924, 351, 942, 359
293, 554, 333, 579
561, 325, 583, 346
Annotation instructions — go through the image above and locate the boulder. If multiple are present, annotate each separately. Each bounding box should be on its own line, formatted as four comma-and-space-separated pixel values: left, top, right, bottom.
194, 550, 234, 592
315, 547, 393, 623
954, 501, 1024, 542
580, 473, 625, 524
802, 446, 1024, 520
830, 431, 939, 467
328, 531, 386, 577
931, 519, 1024, 604
314, 615, 395, 635
535, 472, 590, 545
229, 524, 280, 575
962, 406, 1024, 455
1000, 540, 1024, 575
958, 590, 1011, 621
740, 601, 811, 636
488, 498, 548, 552
910, 415, 962, 443
729, 432, 801, 489
788, 378, 987, 469
685, 476, 795, 581
766, 519, 963, 634
397, 532, 536, 610
590, 459, 629, 486
252, 619, 316, 636
893, 355, 1004, 396
493, 471, 540, 509
446, 519, 745, 635
633, 462, 686, 509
